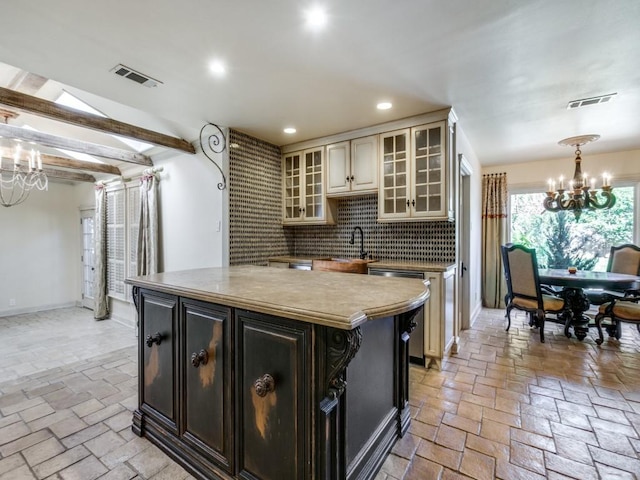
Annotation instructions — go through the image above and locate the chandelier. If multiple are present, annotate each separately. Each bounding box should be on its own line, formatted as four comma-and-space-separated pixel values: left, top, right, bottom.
543, 134, 615, 220
0, 140, 48, 207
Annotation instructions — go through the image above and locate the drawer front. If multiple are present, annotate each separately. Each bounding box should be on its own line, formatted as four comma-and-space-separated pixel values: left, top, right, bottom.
182, 300, 233, 470
140, 290, 178, 432
237, 311, 310, 480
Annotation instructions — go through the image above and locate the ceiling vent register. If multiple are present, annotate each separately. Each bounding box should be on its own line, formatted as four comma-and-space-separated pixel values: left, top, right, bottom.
567, 93, 617, 109
110, 64, 162, 88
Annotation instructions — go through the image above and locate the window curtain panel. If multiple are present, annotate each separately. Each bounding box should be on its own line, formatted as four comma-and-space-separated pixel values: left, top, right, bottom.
137, 172, 158, 276
482, 173, 508, 308
94, 184, 109, 320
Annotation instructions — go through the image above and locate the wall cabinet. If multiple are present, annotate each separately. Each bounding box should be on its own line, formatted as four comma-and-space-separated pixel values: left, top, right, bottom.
282, 147, 335, 225
326, 135, 378, 196
378, 121, 454, 221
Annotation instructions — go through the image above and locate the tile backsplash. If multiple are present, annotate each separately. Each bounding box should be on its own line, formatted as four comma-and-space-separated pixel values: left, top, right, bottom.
289, 195, 455, 263
229, 130, 455, 265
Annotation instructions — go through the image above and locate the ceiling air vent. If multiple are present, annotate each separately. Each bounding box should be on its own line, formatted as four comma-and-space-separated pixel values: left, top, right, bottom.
567, 93, 617, 109
110, 64, 162, 88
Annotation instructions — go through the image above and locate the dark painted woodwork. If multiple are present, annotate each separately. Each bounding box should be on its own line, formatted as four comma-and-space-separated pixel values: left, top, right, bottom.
345, 317, 395, 467
181, 299, 234, 472
236, 310, 311, 480
131, 285, 421, 480
138, 289, 178, 434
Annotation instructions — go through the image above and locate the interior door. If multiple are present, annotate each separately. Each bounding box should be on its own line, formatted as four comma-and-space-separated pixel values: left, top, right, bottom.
80, 209, 95, 309
458, 155, 473, 331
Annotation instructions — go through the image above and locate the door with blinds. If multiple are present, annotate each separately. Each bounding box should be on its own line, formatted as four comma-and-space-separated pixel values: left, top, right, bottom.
81, 209, 95, 309
106, 184, 140, 302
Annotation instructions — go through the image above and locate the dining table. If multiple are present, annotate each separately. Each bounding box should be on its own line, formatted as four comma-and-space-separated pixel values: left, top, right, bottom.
538, 269, 640, 340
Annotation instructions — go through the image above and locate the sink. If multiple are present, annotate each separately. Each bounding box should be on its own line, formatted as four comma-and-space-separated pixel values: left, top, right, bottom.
311, 258, 377, 274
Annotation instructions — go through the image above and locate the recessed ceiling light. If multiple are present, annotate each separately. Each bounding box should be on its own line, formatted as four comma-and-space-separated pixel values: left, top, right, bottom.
377, 102, 392, 110
304, 6, 327, 30
209, 60, 226, 77
284, 127, 297, 134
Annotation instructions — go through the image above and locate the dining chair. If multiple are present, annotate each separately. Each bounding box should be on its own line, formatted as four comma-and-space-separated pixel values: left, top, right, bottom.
586, 244, 640, 305
501, 244, 566, 343
594, 293, 640, 344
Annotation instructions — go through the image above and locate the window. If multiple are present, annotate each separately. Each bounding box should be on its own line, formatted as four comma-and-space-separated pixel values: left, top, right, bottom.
106, 183, 140, 300
510, 186, 636, 270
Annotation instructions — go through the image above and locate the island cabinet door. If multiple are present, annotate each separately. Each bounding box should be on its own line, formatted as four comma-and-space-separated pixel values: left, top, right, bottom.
139, 289, 178, 434
180, 299, 233, 473
236, 310, 311, 480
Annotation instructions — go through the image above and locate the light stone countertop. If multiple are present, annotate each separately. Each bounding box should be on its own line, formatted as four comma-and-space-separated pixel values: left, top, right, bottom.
268, 256, 455, 273
368, 261, 456, 273
126, 265, 429, 330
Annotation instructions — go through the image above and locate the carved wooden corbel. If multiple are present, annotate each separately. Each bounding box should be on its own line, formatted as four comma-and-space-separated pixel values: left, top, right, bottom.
326, 327, 362, 399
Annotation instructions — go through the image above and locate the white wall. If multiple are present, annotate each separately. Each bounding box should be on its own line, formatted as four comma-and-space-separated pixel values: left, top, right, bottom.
483, 149, 640, 189
1, 137, 229, 322
457, 127, 483, 325
0, 181, 82, 316
109, 143, 228, 325
153, 146, 228, 272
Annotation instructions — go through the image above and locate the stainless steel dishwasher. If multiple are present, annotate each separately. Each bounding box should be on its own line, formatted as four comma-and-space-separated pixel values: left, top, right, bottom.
368, 268, 426, 366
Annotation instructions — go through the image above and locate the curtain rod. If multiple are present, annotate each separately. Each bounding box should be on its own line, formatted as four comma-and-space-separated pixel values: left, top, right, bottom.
96, 166, 164, 186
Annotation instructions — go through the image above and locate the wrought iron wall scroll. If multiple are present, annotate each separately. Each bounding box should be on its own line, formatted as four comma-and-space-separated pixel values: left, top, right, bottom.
199, 123, 227, 190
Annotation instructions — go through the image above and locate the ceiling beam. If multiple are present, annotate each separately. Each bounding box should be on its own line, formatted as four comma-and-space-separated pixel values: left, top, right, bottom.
42, 167, 96, 183
41, 154, 121, 175
0, 123, 153, 166
0, 86, 195, 154
12, 151, 122, 175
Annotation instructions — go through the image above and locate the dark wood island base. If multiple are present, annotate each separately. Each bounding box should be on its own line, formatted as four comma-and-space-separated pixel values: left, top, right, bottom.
126, 266, 428, 480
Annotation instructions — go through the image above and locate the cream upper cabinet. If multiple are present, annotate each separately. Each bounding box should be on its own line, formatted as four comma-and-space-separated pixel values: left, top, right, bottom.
326, 135, 378, 197
378, 121, 452, 221
326, 142, 350, 194
282, 147, 335, 225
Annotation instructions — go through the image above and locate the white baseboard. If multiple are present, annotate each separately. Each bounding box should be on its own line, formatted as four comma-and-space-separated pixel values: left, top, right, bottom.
0, 302, 78, 318
469, 302, 483, 328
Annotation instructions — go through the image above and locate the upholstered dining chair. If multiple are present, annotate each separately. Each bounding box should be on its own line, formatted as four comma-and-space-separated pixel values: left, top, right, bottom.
586, 244, 640, 305
501, 244, 566, 343
594, 294, 640, 344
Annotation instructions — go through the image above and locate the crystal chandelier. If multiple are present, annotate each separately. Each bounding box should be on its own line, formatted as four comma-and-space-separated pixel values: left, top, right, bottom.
0, 140, 49, 207
543, 134, 615, 220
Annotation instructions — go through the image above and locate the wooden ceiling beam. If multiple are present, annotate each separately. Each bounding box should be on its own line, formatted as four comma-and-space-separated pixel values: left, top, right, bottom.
40, 154, 121, 175
0, 148, 122, 177
42, 167, 96, 183
0, 123, 152, 166
0, 86, 195, 154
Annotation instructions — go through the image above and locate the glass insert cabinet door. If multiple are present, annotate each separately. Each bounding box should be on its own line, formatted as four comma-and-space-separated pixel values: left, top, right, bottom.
380, 129, 410, 218
283, 152, 302, 220
379, 122, 447, 220
304, 149, 324, 220
413, 123, 444, 216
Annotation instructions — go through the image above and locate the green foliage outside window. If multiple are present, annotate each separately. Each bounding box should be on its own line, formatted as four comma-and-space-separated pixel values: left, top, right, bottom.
511, 187, 634, 270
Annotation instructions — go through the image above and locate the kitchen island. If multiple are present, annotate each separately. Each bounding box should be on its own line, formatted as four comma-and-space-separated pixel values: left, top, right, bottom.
126, 266, 428, 480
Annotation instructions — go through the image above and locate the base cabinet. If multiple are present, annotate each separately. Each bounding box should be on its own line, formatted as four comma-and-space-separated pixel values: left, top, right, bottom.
181, 299, 233, 472
132, 286, 417, 480
424, 267, 456, 369
136, 290, 179, 435
237, 311, 310, 479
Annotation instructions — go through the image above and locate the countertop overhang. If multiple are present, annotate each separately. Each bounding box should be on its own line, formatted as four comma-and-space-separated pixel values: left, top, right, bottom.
126, 265, 429, 330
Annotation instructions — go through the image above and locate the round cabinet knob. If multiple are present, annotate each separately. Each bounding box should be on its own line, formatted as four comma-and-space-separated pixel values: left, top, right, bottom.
191, 349, 209, 367
145, 332, 162, 347
253, 373, 275, 397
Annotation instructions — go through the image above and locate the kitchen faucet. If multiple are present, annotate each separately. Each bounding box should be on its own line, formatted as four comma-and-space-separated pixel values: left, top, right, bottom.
349, 226, 369, 260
